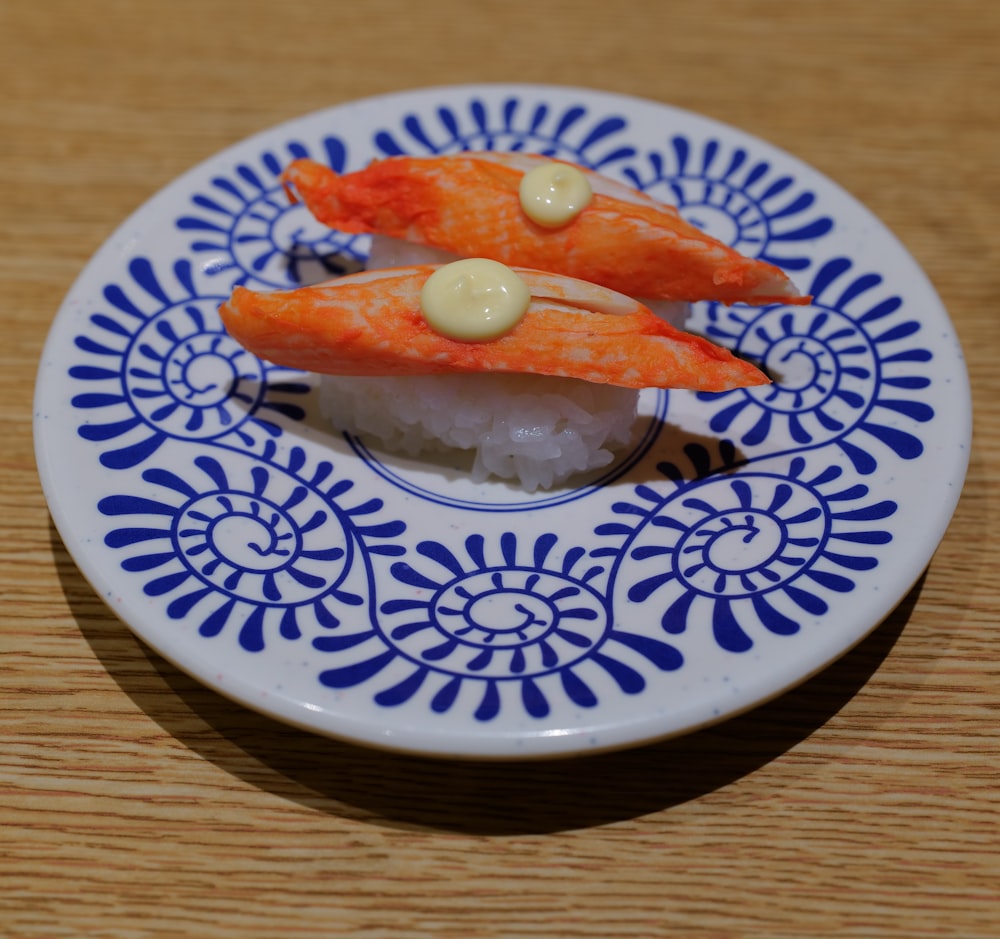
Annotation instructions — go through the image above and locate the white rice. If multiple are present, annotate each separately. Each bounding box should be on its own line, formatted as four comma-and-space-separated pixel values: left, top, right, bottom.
318, 372, 639, 491
316, 234, 689, 491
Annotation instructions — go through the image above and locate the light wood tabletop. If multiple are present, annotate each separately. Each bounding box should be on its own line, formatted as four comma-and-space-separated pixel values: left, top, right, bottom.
3, 1, 998, 936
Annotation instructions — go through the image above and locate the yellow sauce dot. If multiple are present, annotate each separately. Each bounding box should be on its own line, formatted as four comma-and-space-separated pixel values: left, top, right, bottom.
420, 259, 531, 341
518, 161, 593, 228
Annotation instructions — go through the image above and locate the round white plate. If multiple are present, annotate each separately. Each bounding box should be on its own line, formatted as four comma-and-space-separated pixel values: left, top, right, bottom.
35, 85, 970, 758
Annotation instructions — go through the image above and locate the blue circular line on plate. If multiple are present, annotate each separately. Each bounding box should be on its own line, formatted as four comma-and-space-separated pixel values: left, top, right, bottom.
342, 389, 671, 512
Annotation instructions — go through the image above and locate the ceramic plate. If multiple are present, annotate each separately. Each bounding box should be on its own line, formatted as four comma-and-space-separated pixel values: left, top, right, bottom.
35, 85, 970, 758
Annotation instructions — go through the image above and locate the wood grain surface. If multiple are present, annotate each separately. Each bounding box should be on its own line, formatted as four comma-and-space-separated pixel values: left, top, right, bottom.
2, 1, 998, 936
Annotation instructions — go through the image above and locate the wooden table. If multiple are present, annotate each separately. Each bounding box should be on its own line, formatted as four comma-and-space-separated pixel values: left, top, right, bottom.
3, 1, 998, 936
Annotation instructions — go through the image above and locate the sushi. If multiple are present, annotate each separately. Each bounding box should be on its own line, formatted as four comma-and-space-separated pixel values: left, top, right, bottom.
281, 152, 809, 307
220, 261, 768, 490
316, 372, 640, 492
221, 153, 804, 489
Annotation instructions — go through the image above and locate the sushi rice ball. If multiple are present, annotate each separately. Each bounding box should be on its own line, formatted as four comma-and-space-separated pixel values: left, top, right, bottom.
317, 235, 688, 491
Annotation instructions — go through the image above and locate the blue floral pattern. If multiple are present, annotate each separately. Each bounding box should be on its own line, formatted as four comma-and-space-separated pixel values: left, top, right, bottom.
372, 95, 637, 169
598, 447, 894, 654
695, 257, 934, 472
314, 531, 681, 721
97, 443, 404, 652
177, 136, 365, 289
70, 257, 310, 469
40, 87, 966, 753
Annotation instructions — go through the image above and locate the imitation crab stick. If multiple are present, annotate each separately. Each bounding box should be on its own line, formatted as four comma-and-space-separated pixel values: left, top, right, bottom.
281, 152, 808, 307
219, 265, 769, 392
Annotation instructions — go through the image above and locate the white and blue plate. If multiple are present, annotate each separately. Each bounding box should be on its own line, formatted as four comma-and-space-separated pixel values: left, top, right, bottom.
35, 85, 970, 758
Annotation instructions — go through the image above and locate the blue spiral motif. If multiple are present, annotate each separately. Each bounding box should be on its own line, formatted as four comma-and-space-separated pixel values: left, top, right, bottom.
176, 135, 365, 288
97, 444, 406, 652
697, 257, 934, 473
599, 446, 895, 654
69, 257, 309, 469
622, 135, 833, 268
372, 95, 636, 170
314, 532, 682, 721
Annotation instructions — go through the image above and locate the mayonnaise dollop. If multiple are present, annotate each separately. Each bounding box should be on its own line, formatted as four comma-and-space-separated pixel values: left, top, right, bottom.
518, 161, 593, 228
420, 259, 531, 341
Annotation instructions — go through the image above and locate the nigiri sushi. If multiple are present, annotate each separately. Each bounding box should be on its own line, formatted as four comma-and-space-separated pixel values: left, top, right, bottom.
282, 152, 809, 307
221, 151, 806, 489
221, 261, 768, 489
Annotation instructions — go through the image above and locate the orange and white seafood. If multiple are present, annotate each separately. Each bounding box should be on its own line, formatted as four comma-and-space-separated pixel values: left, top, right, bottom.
220, 265, 769, 392
281, 152, 809, 307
